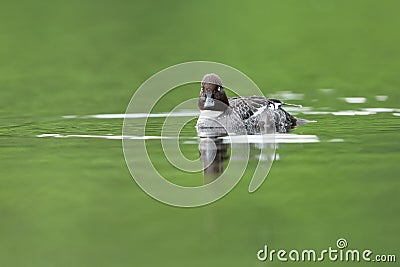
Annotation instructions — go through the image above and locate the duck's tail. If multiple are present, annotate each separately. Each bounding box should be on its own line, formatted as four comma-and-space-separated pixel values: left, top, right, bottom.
282, 101, 303, 108
295, 118, 313, 126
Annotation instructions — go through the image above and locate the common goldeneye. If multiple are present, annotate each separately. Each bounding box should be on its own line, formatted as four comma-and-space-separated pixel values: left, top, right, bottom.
196, 73, 302, 135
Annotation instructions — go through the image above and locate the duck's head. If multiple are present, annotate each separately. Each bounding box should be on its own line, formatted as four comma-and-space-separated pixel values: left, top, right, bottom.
198, 74, 230, 111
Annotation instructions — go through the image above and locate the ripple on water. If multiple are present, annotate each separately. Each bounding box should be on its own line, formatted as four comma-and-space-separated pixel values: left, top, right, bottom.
36, 133, 322, 144
39, 102, 400, 143
341, 97, 367, 104
61, 105, 400, 121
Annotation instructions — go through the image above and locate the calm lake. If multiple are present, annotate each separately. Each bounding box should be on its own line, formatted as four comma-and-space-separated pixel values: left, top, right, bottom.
1, 1, 399, 266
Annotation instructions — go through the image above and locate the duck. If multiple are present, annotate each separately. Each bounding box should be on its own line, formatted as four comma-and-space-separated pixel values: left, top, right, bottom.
196, 73, 302, 135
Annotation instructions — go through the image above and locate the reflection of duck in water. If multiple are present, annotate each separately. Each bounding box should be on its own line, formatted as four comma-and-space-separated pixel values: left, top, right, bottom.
198, 136, 274, 184
196, 73, 302, 135
198, 137, 229, 183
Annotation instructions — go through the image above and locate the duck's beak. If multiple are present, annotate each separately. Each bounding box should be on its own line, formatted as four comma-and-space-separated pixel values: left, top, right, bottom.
204, 93, 215, 108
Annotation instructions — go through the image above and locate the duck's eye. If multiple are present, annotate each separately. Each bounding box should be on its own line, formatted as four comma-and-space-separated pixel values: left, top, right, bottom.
217, 87, 221, 92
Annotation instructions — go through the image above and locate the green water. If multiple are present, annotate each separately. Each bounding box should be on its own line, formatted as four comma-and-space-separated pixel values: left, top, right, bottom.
1, 1, 399, 266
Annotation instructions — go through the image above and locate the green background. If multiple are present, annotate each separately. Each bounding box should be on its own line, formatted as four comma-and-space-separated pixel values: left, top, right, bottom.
1, 0, 399, 266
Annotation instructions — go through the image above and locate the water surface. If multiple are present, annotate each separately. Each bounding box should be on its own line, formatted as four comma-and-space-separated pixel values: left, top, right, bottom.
1, 1, 400, 266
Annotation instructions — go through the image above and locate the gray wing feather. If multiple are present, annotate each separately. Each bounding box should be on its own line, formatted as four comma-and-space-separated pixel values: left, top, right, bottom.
229, 96, 269, 120
229, 96, 298, 133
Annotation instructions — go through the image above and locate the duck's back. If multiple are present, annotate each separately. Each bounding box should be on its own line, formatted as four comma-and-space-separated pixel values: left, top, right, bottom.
228, 96, 268, 120
229, 96, 297, 133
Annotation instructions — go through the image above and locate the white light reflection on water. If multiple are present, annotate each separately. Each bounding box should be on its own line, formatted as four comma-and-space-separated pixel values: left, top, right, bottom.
61, 106, 400, 120
37, 133, 322, 144
62, 111, 199, 119
341, 97, 367, 104
375, 95, 388, 101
